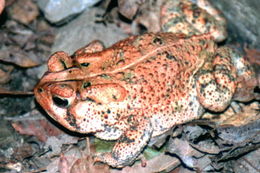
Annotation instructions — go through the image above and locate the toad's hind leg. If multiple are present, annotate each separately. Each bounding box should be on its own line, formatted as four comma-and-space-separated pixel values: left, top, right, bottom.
94, 118, 153, 168
195, 47, 237, 112
160, 0, 227, 42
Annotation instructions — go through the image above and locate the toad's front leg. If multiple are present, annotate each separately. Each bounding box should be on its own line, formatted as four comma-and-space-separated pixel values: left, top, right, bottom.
94, 118, 153, 168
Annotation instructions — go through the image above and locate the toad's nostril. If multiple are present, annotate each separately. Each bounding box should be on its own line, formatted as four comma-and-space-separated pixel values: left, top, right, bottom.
52, 96, 69, 108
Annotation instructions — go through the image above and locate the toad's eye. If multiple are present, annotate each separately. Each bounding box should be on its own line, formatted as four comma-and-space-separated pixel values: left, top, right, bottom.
52, 96, 69, 108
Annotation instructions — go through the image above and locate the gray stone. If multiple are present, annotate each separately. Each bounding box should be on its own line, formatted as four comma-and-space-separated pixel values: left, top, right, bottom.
37, 0, 101, 24
210, 0, 260, 48
51, 8, 128, 55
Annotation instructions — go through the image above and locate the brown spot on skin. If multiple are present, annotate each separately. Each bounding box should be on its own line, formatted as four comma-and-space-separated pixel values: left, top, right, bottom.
65, 111, 79, 129
165, 51, 177, 61
153, 37, 163, 45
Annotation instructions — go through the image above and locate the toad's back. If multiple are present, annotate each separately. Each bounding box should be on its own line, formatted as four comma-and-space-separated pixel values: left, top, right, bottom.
96, 33, 217, 135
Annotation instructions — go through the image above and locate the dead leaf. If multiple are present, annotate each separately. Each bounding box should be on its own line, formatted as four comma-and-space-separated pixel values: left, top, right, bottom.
59, 153, 70, 173
167, 138, 203, 168
232, 77, 259, 102
233, 148, 260, 173
118, 0, 143, 20
116, 0, 162, 34
53, 138, 110, 173
8, 0, 39, 25
4, 162, 22, 172
13, 143, 36, 160
216, 118, 260, 144
0, 69, 11, 84
190, 140, 220, 155
0, 15, 54, 68
71, 156, 110, 173
244, 47, 260, 66
111, 154, 179, 173
46, 147, 82, 173
44, 134, 79, 157
203, 101, 259, 127
1, 46, 40, 67
133, 0, 162, 33
12, 116, 63, 142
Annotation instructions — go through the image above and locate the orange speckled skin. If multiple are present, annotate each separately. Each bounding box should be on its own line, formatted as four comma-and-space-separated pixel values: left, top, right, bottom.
34, 33, 256, 167
161, 0, 227, 42
34, 0, 257, 168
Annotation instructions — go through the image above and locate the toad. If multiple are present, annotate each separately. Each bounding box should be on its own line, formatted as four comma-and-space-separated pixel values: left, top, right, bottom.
34, 0, 257, 168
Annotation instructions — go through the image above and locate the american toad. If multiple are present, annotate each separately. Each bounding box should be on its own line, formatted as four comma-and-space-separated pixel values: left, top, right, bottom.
34, 0, 257, 168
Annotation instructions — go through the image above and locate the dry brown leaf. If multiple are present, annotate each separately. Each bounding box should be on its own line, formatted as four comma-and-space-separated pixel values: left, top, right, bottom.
133, 0, 163, 33
46, 147, 82, 173
59, 154, 71, 173
116, 0, 162, 34
13, 143, 36, 160
134, 10, 161, 33
0, 69, 11, 84
111, 154, 179, 173
8, 0, 39, 24
219, 102, 259, 127
0, 18, 54, 67
70, 156, 110, 173
55, 138, 110, 173
118, 0, 142, 19
12, 118, 63, 142
0, 46, 40, 67
190, 140, 220, 155
203, 101, 259, 127
4, 162, 22, 172
244, 47, 260, 66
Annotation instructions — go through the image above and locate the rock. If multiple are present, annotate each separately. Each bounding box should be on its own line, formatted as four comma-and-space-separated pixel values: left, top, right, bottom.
37, 0, 101, 24
210, 0, 260, 48
51, 7, 128, 55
